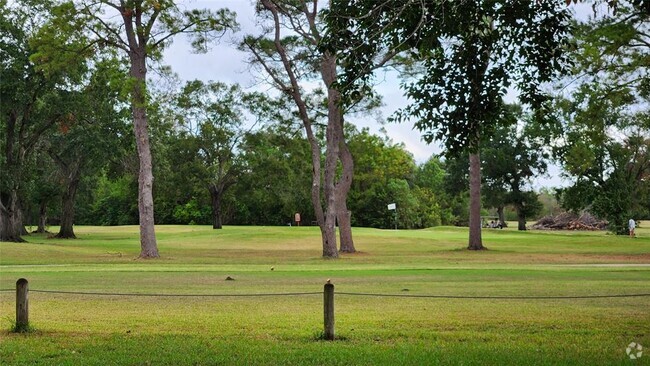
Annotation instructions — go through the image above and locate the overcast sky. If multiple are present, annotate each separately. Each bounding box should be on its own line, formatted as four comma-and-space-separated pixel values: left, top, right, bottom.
160, 1, 593, 189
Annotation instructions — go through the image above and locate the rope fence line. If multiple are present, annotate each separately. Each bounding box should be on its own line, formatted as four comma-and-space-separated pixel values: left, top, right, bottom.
7, 278, 650, 339
2, 288, 650, 299
337, 292, 650, 299
29, 289, 322, 297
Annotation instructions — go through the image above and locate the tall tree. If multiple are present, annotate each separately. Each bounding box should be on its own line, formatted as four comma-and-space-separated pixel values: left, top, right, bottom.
482, 105, 549, 230
328, 0, 572, 249
347, 127, 420, 228
0, 0, 86, 242
415, 156, 457, 226
232, 124, 314, 226
554, 88, 649, 233
55, 0, 238, 257
243, 0, 357, 257
554, 0, 649, 233
45, 58, 129, 238
27, 150, 59, 233
168, 81, 269, 229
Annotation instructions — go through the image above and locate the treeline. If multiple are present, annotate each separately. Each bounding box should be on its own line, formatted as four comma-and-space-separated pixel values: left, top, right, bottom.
17, 74, 563, 231
21, 114, 470, 230
2, 0, 649, 251
22, 119, 560, 231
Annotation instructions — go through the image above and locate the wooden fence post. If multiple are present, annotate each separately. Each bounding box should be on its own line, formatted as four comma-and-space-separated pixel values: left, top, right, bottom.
324, 282, 334, 340
16, 278, 29, 332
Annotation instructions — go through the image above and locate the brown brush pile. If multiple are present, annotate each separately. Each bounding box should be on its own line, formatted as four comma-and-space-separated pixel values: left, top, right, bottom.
532, 212, 608, 231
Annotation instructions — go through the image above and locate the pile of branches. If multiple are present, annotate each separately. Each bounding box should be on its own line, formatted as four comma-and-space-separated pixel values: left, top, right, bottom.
532, 212, 608, 231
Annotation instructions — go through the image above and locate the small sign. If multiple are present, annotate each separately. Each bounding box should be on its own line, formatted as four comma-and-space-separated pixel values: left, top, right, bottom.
295, 213, 301, 222
387, 203, 396, 210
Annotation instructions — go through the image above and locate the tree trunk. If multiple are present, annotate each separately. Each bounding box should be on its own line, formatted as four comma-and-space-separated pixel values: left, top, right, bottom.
468, 152, 485, 250
0, 191, 26, 242
0, 204, 7, 241
0, 201, 18, 241
130, 53, 159, 258
322, 213, 338, 258
322, 120, 339, 258
321, 53, 344, 258
496, 205, 506, 228
55, 175, 79, 239
516, 205, 527, 231
322, 209, 339, 257
255, 0, 345, 258
209, 185, 223, 229
36, 201, 47, 233
336, 123, 355, 253
0, 112, 24, 242
18, 207, 28, 236
337, 206, 354, 253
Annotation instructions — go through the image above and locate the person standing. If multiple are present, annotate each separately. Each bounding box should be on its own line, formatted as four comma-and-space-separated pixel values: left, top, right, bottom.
629, 218, 636, 238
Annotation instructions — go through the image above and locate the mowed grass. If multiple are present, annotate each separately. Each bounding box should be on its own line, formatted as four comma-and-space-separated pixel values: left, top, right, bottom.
1, 223, 649, 365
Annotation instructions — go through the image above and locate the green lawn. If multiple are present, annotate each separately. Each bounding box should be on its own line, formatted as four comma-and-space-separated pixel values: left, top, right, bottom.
1, 224, 649, 365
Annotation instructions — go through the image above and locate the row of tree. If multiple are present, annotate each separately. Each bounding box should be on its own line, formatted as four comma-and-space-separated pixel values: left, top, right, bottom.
2, 0, 649, 258
19, 103, 559, 232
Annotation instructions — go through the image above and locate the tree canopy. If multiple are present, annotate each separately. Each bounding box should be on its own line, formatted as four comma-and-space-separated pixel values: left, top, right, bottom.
2, 0, 649, 248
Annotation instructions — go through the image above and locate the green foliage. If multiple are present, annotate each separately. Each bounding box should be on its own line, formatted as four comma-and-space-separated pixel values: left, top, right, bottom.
591, 170, 634, 234
412, 187, 442, 228
346, 128, 445, 229
553, 1, 650, 232
481, 105, 549, 228
416, 156, 465, 226
65, 0, 239, 60
87, 175, 138, 226
28, 1, 90, 79
328, 1, 573, 155
229, 125, 314, 226
172, 198, 210, 225
555, 109, 648, 233
64, 113, 465, 229
572, 1, 649, 102
1, 0, 103, 241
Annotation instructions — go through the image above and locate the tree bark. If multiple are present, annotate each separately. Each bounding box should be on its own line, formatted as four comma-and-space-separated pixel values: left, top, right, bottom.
254, 0, 340, 258
0, 201, 16, 241
468, 152, 485, 250
0, 192, 26, 242
322, 115, 339, 258
130, 51, 159, 258
336, 121, 355, 253
18, 208, 28, 236
55, 174, 79, 239
496, 205, 506, 228
209, 184, 223, 229
321, 52, 344, 258
516, 204, 527, 231
0, 111, 24, 242
337, 206, 355, 253
253, 0, 361, 258
36, 201, 48, 233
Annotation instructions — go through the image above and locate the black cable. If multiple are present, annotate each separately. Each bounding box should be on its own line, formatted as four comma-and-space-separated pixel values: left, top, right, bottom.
336, 292, 650, 299
28, 289, 321, 297
0, 288, 646, 299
